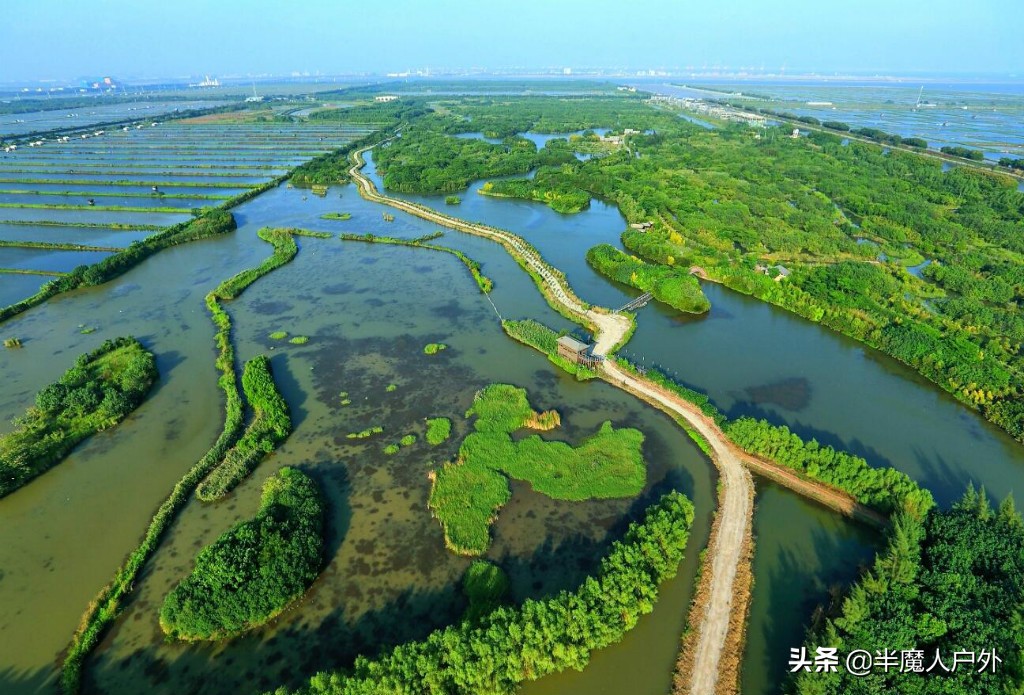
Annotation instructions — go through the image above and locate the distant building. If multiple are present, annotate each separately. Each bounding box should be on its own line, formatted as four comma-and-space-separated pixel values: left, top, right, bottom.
374, 95, 399, 103
629, 221, 655, 232
755, 263, 792, 281
623, 128, 640, 135
791, 128, 800, 138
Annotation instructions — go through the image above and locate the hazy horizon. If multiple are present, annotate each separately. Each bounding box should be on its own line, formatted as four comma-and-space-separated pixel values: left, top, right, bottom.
2, 0, 1022, 84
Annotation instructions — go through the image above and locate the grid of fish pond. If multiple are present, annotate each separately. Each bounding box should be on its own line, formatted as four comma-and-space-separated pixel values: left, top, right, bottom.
0, 121, 378, 299
0, 100, 230, 139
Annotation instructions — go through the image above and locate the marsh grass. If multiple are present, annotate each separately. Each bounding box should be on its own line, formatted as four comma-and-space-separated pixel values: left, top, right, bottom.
425, 417, 451, 446
429, 384, 646, 555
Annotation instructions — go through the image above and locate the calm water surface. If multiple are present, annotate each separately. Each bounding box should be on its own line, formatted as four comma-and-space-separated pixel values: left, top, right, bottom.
1, 130, 1021, 695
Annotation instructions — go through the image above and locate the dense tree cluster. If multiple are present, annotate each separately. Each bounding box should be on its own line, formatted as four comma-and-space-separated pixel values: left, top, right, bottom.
374, 129, 538, 194
940, 145, 985, 161
438, 97, 1024, 442
0, 337, 157, 497
271, 491, 694, 695
160, 467, 324, 641
794, 488, 1024, 694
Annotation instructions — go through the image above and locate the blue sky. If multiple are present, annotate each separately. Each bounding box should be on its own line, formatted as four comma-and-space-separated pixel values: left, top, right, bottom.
2, 0, 1021, 82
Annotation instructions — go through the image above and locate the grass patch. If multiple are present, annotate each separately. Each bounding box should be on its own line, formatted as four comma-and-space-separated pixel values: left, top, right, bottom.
502, 319, 598, 380
424, 342, 448, 355
445, 195, 461, 205
3, 337, 22, 348
426, 417, 452, 446
386, 383, 397, 392
400, 434, 417, 447
321, 212, 352, 220
289, 335, 309, 345
269, 331, 288, 340
384, 444, 400, 455
429, 384, 646, 555
347, 426, 384, 440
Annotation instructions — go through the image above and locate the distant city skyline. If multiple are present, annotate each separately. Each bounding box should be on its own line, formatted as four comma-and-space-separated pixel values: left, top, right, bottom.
2, 0, 1021, 84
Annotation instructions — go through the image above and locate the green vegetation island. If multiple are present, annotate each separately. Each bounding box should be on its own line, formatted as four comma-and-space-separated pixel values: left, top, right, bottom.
429, 384, 646, 555
195, 355, 292, 502
160, 467, 324, 641
0, 337, 157, 497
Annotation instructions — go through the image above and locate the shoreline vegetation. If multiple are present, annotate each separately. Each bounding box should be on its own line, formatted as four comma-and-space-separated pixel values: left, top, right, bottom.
428, 383, 646, 556
272, 490, 694, 695
0, 240, 122, 252
501, 319, 598, 380
586, 244, 711, 315
160, 467, 325, 641
367, 96, 1024, 444
60, 227, 326, 694
0, 336, 157, 498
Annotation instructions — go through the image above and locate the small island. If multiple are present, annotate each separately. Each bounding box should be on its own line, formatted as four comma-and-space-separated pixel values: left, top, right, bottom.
159, 467, 324, 641
0, 336, 157, 498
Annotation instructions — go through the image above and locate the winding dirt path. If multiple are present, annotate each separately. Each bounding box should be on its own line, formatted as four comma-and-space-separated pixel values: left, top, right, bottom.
346, 146, 878, 693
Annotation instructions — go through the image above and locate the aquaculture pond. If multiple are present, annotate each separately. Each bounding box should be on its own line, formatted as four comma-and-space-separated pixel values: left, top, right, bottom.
654, 81, 1024, 160
0, 100, 228, 139
0, 121, 376, 304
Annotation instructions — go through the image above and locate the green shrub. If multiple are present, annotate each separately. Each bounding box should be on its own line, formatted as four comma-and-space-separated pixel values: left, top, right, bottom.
195, 355, 292, 502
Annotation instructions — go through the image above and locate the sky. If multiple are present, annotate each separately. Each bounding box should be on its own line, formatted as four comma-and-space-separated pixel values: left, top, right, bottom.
1, 0, 1022, 83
